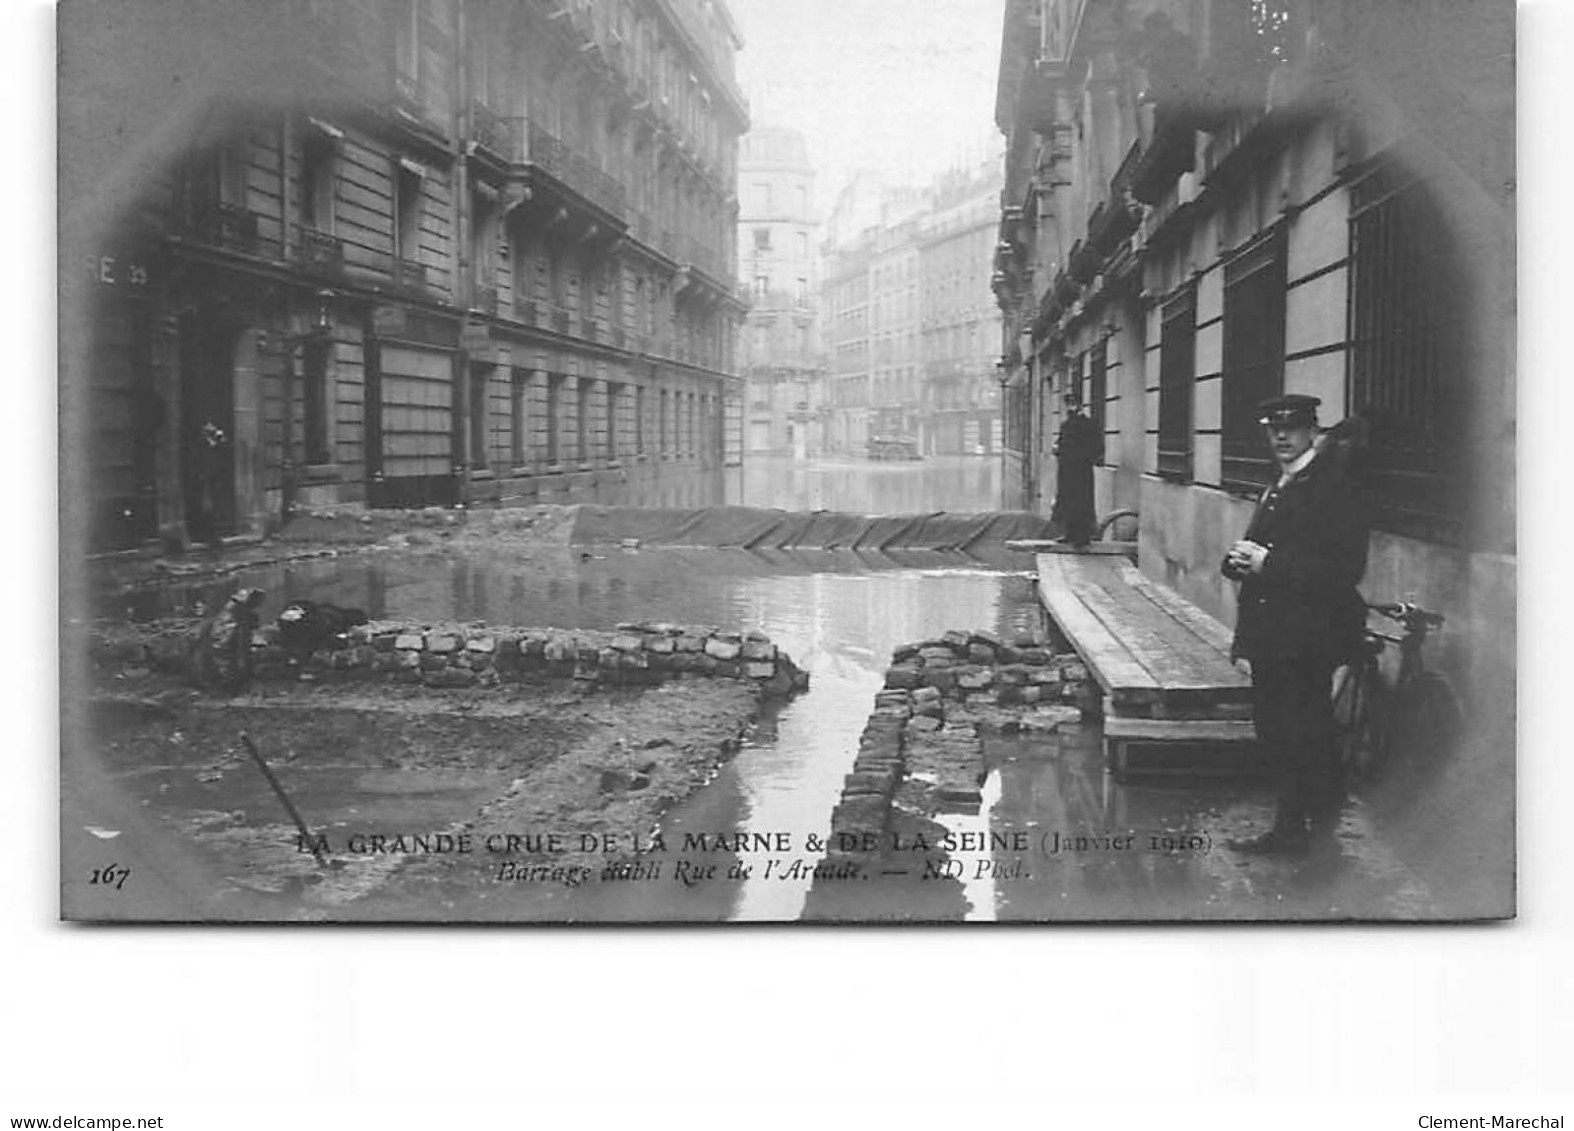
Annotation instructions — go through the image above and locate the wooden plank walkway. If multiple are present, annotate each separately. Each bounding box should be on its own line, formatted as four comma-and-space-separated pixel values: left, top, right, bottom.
1033, 552, 1257, 778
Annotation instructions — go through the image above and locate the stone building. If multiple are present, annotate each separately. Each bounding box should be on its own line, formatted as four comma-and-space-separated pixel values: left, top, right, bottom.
736, 126, 824, 456
992, 0, 1513, 877
917, 161, 1005, 456
822, 235, 874, 455
866, 219, 924, 443
63, 0, 749, 554
821, 171, 1003, 458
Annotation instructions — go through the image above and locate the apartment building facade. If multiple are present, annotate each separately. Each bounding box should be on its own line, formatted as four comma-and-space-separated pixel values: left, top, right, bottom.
65, 0, 749, 554
737, 126, 824, 456
917, 164, 1005, 456
992, 0, 1513, 878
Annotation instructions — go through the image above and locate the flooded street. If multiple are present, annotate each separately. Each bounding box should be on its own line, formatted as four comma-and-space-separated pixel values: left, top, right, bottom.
728, 453, 1002, 514
90, 456, 1436, 920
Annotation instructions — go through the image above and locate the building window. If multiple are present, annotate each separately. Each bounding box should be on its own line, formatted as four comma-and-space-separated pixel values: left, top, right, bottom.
1089, 337, 1108, 462
471, 190, 496, 298
576, 378, 591, 462
635, 385, 646, 454
510, 368, 528, 466
1157, 288, 1195, 480
605, 383, 618, 459
468, 365, 490, 470
753, 227, 772, 251
394, 0, 421, 95
393, 162, 422, 270
1221, 227, 1287, 493
545, 374, 562, 464
300, 132, 335, 233
1348, 163, 1467, 543
303, 338, 331, 466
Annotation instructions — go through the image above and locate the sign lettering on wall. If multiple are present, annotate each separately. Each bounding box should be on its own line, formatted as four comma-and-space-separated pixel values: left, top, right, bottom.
88, 254, 153, 290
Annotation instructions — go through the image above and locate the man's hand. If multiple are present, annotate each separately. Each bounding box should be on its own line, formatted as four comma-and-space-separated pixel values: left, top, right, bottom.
1225, 539, 1269, 575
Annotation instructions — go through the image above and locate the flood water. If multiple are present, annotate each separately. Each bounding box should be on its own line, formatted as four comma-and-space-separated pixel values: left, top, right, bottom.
729, 452, 1003, 514
103, 455, 1437, 920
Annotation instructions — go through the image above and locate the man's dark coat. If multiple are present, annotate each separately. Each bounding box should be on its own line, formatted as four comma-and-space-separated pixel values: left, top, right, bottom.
1051, 411, 1101, 544
1228, 450, 1371, 664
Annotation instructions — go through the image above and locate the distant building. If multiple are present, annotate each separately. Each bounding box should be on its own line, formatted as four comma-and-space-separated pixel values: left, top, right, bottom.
737, 126, 823, 456
918, 161, 1005, 455
820, 160, 1003, 458
63, 0, 750, 553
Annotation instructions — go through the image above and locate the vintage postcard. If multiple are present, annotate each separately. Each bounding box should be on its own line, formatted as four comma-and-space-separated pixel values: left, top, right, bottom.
60, 0, 1515, 923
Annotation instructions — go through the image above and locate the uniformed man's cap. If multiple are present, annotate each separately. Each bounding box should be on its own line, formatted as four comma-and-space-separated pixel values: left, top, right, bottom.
1256, 394, 1320, 427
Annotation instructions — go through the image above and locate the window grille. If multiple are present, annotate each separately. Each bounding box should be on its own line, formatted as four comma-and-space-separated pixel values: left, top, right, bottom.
1221, 226, 1287, 494
1089, 336, 1108, 464
468, 366, 490, 470
510, 369, 528, 466
1347, 163, 1467, 543
1157, 288, 1195, 479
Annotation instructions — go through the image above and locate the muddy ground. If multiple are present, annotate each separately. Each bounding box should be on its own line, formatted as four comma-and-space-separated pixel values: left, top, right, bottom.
72, 677, 764, 921
67, 504, 786, 922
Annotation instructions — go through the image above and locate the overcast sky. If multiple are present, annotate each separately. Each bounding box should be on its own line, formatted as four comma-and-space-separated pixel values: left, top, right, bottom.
727, 0, 1008, 213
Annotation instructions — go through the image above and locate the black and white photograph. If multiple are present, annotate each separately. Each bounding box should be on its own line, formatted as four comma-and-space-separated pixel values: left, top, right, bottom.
59, 0, 1515, 925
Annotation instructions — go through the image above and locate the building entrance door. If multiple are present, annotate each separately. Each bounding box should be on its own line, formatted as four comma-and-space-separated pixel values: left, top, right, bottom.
368, 342, 457, 507
179, 316, 239, 543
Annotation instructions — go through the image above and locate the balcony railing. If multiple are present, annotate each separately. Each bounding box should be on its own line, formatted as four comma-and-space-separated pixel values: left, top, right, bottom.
515, 298, 539, 326
182, 201, 269, 256
393, 258, 428, 291
393, 71, 422, 116
471, 100, 513, 162
296, 226, 344, 277
471, 284, 499, 316
519, 119, 627, 215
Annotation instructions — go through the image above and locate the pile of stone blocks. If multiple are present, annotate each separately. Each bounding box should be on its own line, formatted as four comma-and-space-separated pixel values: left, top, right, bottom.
822, 630, 1097, 855
245, 621, 809, 700
882, 628, 1096, 711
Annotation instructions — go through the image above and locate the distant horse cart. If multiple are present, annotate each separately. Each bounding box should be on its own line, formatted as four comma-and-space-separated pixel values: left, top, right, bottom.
866, 436, 922, 461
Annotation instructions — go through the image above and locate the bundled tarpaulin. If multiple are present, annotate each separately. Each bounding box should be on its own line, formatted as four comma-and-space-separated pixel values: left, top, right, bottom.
569, 506, 1055, 553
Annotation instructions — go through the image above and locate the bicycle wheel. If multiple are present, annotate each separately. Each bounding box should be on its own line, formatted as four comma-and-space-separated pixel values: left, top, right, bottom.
1388, 671, 1466, 782
1331, 659, 1384, 781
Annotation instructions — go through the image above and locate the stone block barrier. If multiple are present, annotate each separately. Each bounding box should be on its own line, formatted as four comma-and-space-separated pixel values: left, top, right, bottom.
91, 619, 810, 702
820, 630, 1098, 863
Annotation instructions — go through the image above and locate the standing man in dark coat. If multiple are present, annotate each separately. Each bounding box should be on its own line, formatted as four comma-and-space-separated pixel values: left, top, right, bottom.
1051, 391, 1102, 548
1222, 394, 1371, 859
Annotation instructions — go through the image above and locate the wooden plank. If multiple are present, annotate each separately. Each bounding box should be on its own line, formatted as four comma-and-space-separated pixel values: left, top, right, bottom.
1115, 558, 1238, 657
1006, 539, 1136, 556
1035, 553, 1160, 697
1081, 565, 1247, 689
1103, 717, 1257, 742
1060, 558, 1224, 691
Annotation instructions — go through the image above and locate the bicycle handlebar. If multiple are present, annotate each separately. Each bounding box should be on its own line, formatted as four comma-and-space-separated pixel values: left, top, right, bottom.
1367, 600, 1445, 630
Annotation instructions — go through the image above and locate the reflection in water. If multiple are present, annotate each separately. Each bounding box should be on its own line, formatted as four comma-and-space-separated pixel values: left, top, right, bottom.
731, 454, 1002, 514
104, 450, 1430, 918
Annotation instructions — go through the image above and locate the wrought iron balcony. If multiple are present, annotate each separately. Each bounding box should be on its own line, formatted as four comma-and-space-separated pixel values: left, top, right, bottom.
393, 258, 428, 291
393, 71, 422, 117
295, 226, 344, 277
182, 201, 267, 256
471, 100, 518, 163
471, 284, 499, 316
515, 298, 539, 327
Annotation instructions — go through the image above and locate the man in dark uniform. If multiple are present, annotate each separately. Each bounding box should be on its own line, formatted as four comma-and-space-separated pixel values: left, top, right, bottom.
1222, 394, 1371, 858
1051, 391, 1102, 548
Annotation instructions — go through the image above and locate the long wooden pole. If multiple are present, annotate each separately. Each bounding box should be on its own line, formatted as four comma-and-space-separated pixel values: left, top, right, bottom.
239, 732, 328, 868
